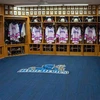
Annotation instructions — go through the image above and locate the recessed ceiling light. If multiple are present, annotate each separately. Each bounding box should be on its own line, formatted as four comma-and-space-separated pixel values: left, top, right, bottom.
64, 4, 88, 6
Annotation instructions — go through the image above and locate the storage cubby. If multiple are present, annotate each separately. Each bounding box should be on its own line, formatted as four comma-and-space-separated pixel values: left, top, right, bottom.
69, 45, 82, 55
83, 45, 97, 56
0, 16, 4, 45
0, 46, 4, 58
83, 16, 97, 23
83, 24, 97, 44
42, 44, 55, 54
0, 46, 2, 55
4, 17, 27, 44
29, 16, 41, 23
30, 44, 40, 51
7, 46, 25, 56
84, 45, 95, 52
43, 24, 55, 44
55, 25, 69, 44
98, 45, 100, 55
0, 16, 3, 21
29, 19, 42, 43
29, 44, 41, 54
98, 16, 100, 22
43, 44, 53, 51
43, 16, 55, 23
56, 16, 69, 23
56, 45, 67, 52
70, 25, 83, 44
70, 16, 82, 23
70, 45, 81, 52
98, 24, 100, 44
56, 45, 69, 55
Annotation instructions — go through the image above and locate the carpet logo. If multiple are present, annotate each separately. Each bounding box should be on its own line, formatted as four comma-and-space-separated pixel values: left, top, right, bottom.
17, 64, 69, 74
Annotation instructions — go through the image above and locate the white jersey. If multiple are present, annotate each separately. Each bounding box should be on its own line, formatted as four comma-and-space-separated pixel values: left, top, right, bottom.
21, 23, 26, 37
32, 27, 42, 43
71, 27, 82, 44
56, 27, 68, 43
45, 26, 55, 44
8, 23, 20, 42
84, 27, 96, 43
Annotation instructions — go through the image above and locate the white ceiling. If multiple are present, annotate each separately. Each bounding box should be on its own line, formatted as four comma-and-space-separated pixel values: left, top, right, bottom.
0, 0, 100, 5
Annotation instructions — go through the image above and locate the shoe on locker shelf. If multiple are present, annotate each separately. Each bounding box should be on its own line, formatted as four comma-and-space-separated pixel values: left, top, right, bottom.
17, 48, 21, 51
70, 46, 73, 51
5, 39, 10, 44
21, 48, 25, 54
30, 46, 33, 50
15, 40, 21, 44
11, 48, 16, 51
8, 50, 11, 55
91, 46, 94, 51
78, 46, 81, 51
36, 47, 40, 50
10, 40, 16, 44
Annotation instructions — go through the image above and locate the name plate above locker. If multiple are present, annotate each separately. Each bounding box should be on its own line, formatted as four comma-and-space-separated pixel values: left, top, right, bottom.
4, 4, 99, 16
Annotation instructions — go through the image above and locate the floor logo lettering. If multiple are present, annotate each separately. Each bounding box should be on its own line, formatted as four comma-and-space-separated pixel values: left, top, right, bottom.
17, 64, 69, 74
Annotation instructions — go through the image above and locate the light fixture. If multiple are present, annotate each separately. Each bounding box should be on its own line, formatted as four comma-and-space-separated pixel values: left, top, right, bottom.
15, 5, 38, 7
39, 4, 63, 6
64, 4, 88, 6
15, 4, 63, 7
15, 4, 88, 7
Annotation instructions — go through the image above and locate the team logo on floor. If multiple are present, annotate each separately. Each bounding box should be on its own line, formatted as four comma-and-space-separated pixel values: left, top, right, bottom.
17, 64, 69, 74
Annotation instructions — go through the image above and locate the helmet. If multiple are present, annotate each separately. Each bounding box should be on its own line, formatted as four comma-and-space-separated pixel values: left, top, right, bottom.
47, 18, 52, 22
60, 18, 65, 22
74, 18, 79, 22
34, 18, 38, 22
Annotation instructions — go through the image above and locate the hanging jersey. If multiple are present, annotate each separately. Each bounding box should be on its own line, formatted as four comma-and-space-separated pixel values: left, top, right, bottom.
45, 26, 55, 44
18, 23, 26, 37
32, 27, 42, 43
8, 23, 20, 42
84, 27, 96, 43
71, 27, 82, 44
99, 30, 100, 42
21, 23, 26, 37
56, 27, 68, 43
18, 23, 23, 35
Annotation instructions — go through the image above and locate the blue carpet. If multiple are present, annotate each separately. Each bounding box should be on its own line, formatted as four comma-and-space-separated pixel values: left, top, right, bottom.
0, 55, 100, 100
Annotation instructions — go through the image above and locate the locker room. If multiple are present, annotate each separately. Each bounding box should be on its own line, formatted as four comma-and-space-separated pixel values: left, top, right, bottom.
0, 1, 100, 100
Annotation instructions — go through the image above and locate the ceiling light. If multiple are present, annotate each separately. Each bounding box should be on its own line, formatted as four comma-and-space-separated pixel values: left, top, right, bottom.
64, 4, 88, 6
15, 5, 38, 7
15, 4, 88, 7
15, 4, 63, 7
39, 4, 63, 6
